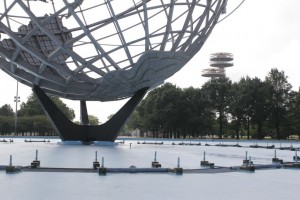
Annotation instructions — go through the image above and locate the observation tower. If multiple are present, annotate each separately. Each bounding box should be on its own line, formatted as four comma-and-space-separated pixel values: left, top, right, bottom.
202, 52, 233, 78
0, 0, 228, 142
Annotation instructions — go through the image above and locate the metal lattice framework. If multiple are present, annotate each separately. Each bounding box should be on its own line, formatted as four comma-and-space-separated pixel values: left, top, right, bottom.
0, 0, 227, 101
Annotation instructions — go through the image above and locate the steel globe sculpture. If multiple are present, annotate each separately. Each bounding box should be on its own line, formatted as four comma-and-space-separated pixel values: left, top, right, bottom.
0, 0, 228, 142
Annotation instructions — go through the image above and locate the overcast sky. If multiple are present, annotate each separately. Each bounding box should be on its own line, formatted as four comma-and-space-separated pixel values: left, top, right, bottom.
1, 0, 300, 123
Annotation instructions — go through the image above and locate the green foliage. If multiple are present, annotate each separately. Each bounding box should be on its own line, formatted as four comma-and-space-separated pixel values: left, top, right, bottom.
0, 104, 14, 116
18, 93, 75, 120
0, 116, 14, 134
107, 114, 114, 120
202, 77, 232, 138
0, 68, 299, 140
88, 115, 100, 125
0, 93, 74, 135
229, 82, 246, 139
227, 77, 271, 139
290, 90, 300, 139
248, 78, 270, 139
0, 115, 54, 136
15, 115, 54, 135
265, 69, 292, 139
128, 68, 298, 140
129, 83, 216, 138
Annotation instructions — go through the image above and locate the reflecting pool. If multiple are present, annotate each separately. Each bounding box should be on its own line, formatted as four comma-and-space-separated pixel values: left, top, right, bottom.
0, 138, 299, 200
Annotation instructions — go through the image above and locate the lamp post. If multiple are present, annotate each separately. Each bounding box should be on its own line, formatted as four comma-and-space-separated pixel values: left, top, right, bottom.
14, 81, 20, 136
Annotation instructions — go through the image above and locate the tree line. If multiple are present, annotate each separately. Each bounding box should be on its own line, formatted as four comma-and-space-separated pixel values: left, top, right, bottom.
0, 94, 99, 136
126, 68, 300, 140
1, 68, 299, 140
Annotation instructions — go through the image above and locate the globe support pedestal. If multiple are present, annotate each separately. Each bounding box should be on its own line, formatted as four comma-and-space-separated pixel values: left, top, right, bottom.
33, 86, 148, 142
80, 101, 89, 125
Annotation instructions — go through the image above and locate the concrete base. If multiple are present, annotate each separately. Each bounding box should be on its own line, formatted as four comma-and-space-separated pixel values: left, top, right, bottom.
57, 141, 118, 146
240, 165, 255, 172
174, 168, 183, 175
99, 167, 107, 175
6, 166, 21, 173
93, 141, 118, 146
283, 163, 300, 168
57, 141, 94, 145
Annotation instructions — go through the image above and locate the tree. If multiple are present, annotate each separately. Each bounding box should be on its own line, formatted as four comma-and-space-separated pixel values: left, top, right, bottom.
249, 78, 270, 139
288, 89, 300, 139
19, 93, 75, 121
0, 116, 14, 134
265, 68, 292, 139
51, 96, 75, 121
202, 77, 232, 139
179, 87, 214, 138
131, 83, 216, 139
88, 115, 100, 125
229, 82, 246, 139
136, 85, 158, 137
138, 83, 181, 138
236, 77, 255, 139
32, 116, 54, 135
0, 104, 15, 135
156, 83, 181, 138
4, 93, 76, 135
280, 91, 297, 139
0, 104, 14, 116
